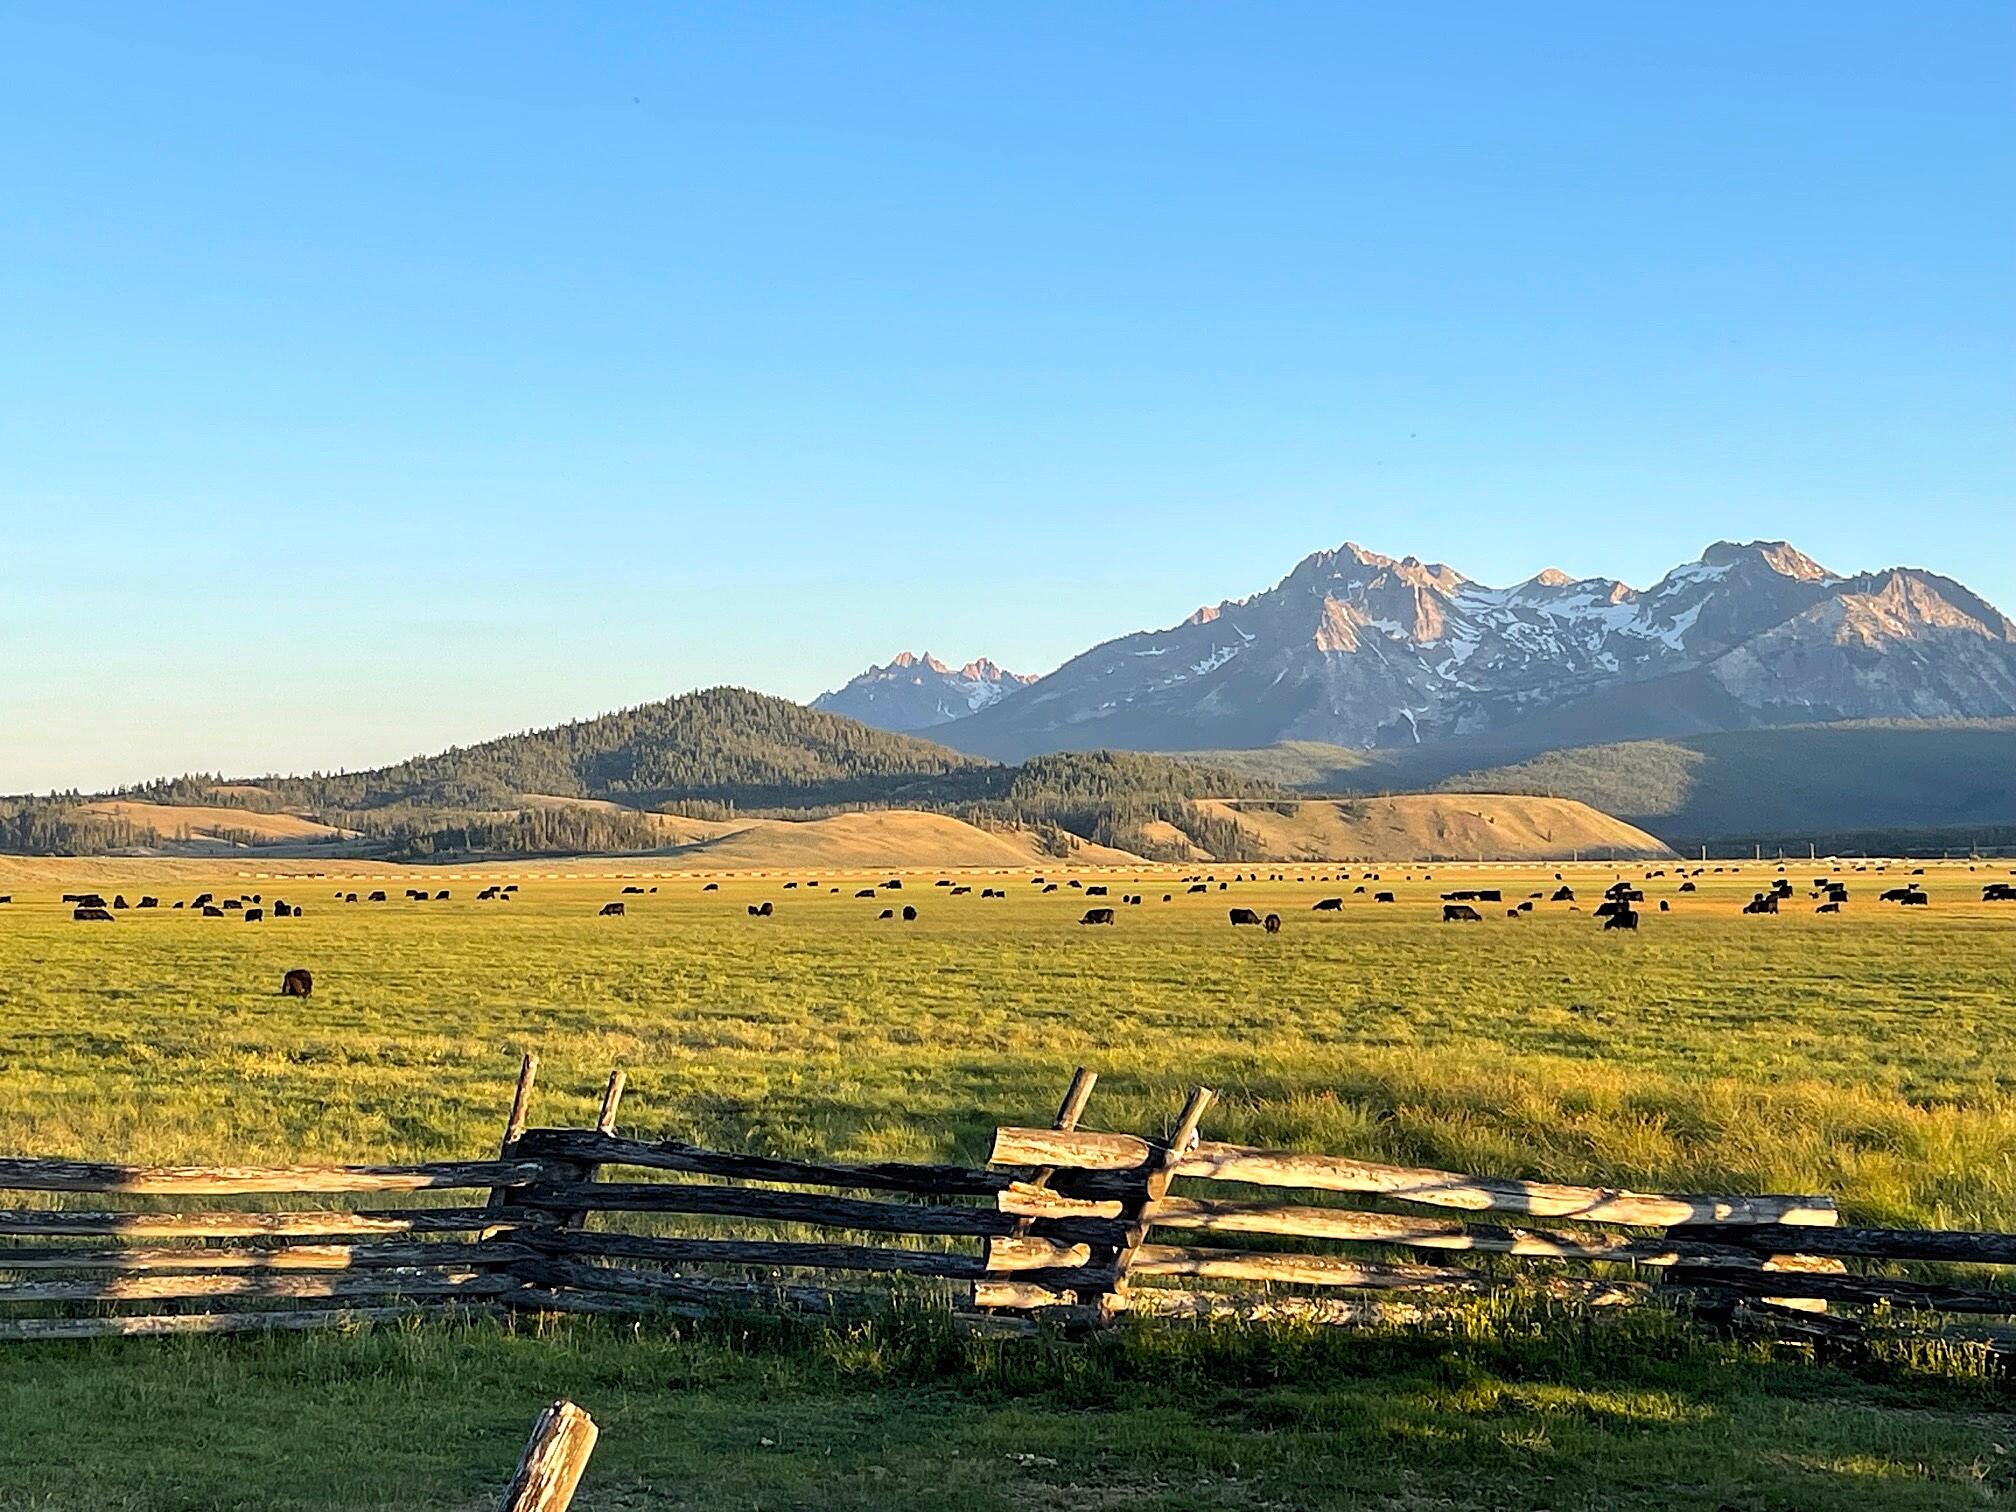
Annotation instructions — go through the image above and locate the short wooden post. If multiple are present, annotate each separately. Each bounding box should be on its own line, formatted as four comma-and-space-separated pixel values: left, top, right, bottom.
498, 1399, 598, 1512
1103, 1086, 1214, 1319
594, 1070, 626, 1136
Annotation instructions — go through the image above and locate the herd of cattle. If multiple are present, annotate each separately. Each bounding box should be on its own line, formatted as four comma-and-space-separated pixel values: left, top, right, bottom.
18, 862, 2016, 932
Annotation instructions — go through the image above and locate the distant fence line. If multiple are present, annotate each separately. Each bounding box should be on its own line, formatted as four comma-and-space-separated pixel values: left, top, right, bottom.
0, 1057, 2010, 1355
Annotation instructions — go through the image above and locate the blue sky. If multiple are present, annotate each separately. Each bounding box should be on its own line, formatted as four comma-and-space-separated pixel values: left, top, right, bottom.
3, 3, 2010, 792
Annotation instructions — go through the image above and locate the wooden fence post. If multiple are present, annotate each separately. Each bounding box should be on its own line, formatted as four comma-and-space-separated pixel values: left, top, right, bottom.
1010, 1067, 1097, 1239
1102, 1087, 1214, 1320
498, 1399, 598, 1512
483, 1054, 540, 1242
594, 1070, 626, 1136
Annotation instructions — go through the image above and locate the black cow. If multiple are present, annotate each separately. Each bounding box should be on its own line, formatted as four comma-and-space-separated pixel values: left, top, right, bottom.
1262, 914, 1281, 934
368, 891, 387, 903
1879, 887, 1923, 904
1984, 883, 2016, 902
1551, 886, 1575, 902
73, 907, 113, 922
901, 905, 917, 921
1374, 892, 1395, 904
1679, 882, 1697, 893
1442, 904, 1483, 922
703, 883, 719, 892
281, 969, 314, 998
878, 909, 895, 919
244, 909, 264, 923
1229, 908, 1262, 925
193, 893, 214, 907
202, 906, 225, 917
599, 902, 626, 916
748, 901, 773, 917
222, 899, 242, 911
884, 880, 903, 890
951, 886, 971, 895
1816, 902, 1841, 914
1603, 908, 1639, 931
273, 902, 292, 918
137, 896, 158, 908
1313, 898, 1343, 911
1079, 908, 1116, 925
436, 891, 450, 901
1085, 885, 1108, 897
112, 896, 129, 909
856, 889, 878, 899
623, 886, 644, 895
1742, 893, 1780, 915
1187, 884, 1207, 894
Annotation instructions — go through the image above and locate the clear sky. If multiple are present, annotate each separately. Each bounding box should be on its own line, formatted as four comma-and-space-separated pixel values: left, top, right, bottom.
3, 3, 2010, 793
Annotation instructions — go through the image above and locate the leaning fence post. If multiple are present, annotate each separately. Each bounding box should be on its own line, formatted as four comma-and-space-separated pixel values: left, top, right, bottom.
1101, 1086, 1214, 1320
483, 1053, 540, 1241
498, 1399, 598, 1512
1010, 1066, 1097, 1238
594, 1069, 626, 1136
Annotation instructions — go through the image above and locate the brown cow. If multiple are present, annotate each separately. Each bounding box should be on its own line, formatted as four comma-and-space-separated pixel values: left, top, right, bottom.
1228, 908, 1262, 925
1079, 908, 1116, 925
72, 907, 113, 922
1442, 904, 1482, 923
281, 969, 314, 998
1262, 914, 1281, 934
599, 902, 626, 917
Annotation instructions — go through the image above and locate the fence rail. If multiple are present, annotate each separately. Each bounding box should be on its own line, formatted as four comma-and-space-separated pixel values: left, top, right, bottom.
0, 1056, 2011, 1356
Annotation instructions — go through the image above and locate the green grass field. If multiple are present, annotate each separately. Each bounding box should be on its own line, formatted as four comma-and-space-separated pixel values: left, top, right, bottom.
1, 859, 2013, 1508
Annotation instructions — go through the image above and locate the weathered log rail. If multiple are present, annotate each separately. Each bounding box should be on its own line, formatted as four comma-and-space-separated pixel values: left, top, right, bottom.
0, 1056, 2013, 1355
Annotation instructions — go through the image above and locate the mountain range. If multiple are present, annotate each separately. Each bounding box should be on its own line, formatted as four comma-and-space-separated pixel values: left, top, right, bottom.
812, 652, 1035, 732
821, 540, 2016, 764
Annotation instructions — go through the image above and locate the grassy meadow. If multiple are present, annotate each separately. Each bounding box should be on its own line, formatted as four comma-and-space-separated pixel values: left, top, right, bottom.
1, 857, 2013, 1508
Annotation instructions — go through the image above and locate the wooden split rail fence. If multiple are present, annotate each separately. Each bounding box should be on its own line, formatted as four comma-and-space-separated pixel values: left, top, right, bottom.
2, 1058, 2013, 1352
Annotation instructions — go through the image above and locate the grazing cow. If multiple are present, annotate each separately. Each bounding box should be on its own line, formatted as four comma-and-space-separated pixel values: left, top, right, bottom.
137, 896, 158, 908
879, 909, 894, 919
368, 891, 387, 903
1594, 900, 1626, 919
702, 883, 719, 892
1079, 908, 1116, 925
477, 887, 498, 900
884, 880, 903, 890
1187, 884, 1207, 894
1442, 904, 1483, 923
1042, 884, 1059, 893
749, 901, 774, 917
1679, 882, 1697, 893
344, 893, 358, 903
1228, 908, 1262, 925
1507, 908, 1522, 918
76, 894, 106, 909
1085, 885, 1108, 896
1742, 893, 1779, 915
951, 886, 971, 896
503, 885, 518, 893
1068, 880, 1083, 890
0, 896, 9, 905
112, 896, 129, 910
901, 905, 917, 921
623, 886, 644, 895
1263, 913, 1281, 934
272, 902, 292, 918
1984, 883, 2016, 902
1658, 900, 1670, 912
281, 969, 314, 997
934, 879, 952, 888
1313, 898, 1343, 911
1375, 892, 1395, 904
1518, 900, 1534, 912
222, 899, 242, 911
1900, 892, 1930, 906
244, 909, 264, 923
1551, 886, 1575, 902
786, 882, 799, 889
1603, 908, 1639, 931
406, 889, 425, 901
73, 907, 113, 922
1162, 894, 1173, 903
1878, 887, 1923, 904
1817, 902, 1841, 914
599, 902, 626, 917
436, 891, 450, 901
193, 893, 214, 907
856, 889, 878, 899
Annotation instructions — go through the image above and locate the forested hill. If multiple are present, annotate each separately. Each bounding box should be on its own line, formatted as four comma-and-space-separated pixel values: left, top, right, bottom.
1, 689, 1283, 859
130, 688, 994, 812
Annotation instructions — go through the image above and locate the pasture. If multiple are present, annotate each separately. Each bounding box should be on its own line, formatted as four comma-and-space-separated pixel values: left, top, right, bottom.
0, 857, 2012, 1508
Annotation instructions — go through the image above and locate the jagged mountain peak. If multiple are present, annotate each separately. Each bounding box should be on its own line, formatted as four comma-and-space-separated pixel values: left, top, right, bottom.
1698, 540, 1837, 582
813, 651, 1036, 733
